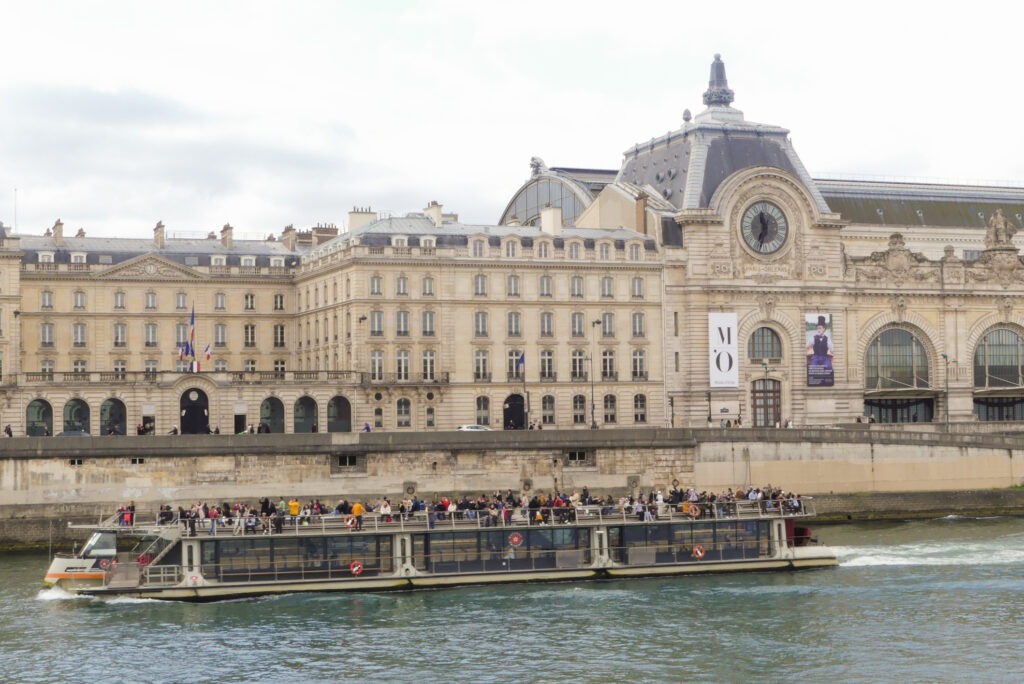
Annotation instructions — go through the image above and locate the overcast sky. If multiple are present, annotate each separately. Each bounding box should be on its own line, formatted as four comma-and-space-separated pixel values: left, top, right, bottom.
1, 0, 1021, 239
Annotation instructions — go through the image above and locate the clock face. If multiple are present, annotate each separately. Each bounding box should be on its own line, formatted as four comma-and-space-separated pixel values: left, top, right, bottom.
741, 201, 789, 254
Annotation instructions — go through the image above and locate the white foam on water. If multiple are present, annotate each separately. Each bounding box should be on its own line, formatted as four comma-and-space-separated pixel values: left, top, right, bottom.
36, 586, 91, 601
836, 539, 1024, 567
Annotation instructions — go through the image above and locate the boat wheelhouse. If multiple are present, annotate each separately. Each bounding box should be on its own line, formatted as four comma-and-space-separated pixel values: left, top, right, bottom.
44, 499, 836, 601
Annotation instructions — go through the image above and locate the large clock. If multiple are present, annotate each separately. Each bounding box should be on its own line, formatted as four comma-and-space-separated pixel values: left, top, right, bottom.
741, 201, 789, 254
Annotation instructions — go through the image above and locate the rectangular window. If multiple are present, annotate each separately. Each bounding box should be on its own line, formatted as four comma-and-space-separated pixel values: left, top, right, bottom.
422, 350, 436, 381
41, 291, 53, 309
507, 274, 520, 297
474, 274, 488, 296
396, 350, 410, 381
214, 359, 227, 372
73, 291, 86, 309
73, 323, 87, 347
145, 323, 158, 347
244, 293, 256, 310
244, 324, 256, 347
422, 311, 435, 337
474, 350, 489, 381
540, 275, 552, 297
145, 292, 157, 310
572, 395, 586, 424
274, 324, 285, 348
176, 323, 188, 346
370, 276, 383, 295
274, 293, 285, 311
41, 323, 54, 347
540, 350, 555, 380
370, 311, 383, 336
41, 359, 55, 378
422, 277, 434, 296
73, 359, 87, 374
215, 323, 227, 347
540, 312, 554, 337
542, 395, 555, 425
114, 323, 127, 347
632, 313, 645, 338
176, 292, 187, 309
144, 360, 157, 377
244, 359, 256, 372
507, 312, 520, 337
602, 313, 614, 338
396, 311, 410, 336
571, 313, 584, 338
215, 292, 226, 310
571, 277, 584, 298
474, 312, 488, 337
114, 291, 126, 309
371, 350, 384, 381
113, 360, 127, 380
396, 277, 408, 295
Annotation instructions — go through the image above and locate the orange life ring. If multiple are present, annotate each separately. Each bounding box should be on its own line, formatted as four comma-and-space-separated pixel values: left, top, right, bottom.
344, 515, 356, 528
692, 544, 705, 559
684, 503, 700, 518
350, 560, 364, 575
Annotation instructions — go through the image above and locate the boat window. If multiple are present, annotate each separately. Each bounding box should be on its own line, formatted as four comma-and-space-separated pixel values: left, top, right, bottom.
81, 532, 117, 557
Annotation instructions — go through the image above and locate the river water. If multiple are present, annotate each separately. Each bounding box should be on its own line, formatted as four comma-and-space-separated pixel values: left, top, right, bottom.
3, 516, 1024, 683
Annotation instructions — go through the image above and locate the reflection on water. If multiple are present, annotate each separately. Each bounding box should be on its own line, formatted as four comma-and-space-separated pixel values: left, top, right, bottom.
5, 516, 1024, 683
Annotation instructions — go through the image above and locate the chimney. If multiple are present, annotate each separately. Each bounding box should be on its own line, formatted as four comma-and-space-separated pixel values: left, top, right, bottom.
221, 223, 234, 250
424, 201, 443, 228
312, 223, 339, 246
348, 206, 378, 231
281, 224, 296, 251
154, 221, 166, 249
540, 206, 562, 236
635, 191, 648, 235
52, 219, 64, 247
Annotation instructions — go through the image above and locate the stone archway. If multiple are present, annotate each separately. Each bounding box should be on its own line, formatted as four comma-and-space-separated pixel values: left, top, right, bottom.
502, 393, 525, 430
179, 388, 210, 434
63, 398, 90, 434
328, 396, 352, 433
101, 398, 127, 435
26, 399, 53, 436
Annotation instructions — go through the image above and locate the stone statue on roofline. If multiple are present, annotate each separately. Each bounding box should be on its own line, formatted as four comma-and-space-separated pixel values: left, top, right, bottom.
985, 208, 1018, 249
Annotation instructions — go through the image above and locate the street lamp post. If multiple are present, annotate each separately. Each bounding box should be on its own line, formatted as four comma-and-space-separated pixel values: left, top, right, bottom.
941, 353, 951, 433
706, 391, 712, 427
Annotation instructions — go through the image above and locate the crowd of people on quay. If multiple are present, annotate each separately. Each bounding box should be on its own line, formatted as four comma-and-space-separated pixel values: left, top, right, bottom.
127, 484, 804, 536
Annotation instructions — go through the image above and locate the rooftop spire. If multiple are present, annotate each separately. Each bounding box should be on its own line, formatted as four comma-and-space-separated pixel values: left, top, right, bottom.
702, 53, 734, 107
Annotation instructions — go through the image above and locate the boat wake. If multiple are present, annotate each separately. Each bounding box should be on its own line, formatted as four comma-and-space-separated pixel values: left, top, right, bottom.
836, 539, 1024, 567
36, 586, 90, 601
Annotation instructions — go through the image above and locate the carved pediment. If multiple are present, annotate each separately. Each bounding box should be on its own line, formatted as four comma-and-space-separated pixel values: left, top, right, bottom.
853, 233, 937, 284
966, 247, 1024, 287
97, 255, 206, 280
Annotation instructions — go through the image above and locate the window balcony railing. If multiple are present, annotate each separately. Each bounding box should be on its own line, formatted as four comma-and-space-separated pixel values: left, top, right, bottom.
602, 371, 618, 381
474, 372, 491, 382
571, 371, 588, 381
540, 372, 557, 382
632, 371, 649, 381
506, 371, 523, 382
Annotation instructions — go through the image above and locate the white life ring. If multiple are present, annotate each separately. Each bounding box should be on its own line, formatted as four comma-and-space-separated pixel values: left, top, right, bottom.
350, 560, 364, 576
344, 515, 357, 528
692, 545, 705, 560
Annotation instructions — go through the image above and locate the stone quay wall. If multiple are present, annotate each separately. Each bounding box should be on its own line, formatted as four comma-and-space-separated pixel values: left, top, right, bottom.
2, 426, 1024, 548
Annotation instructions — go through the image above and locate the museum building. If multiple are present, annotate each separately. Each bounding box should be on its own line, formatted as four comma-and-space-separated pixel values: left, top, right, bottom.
2, 54, 1024, 435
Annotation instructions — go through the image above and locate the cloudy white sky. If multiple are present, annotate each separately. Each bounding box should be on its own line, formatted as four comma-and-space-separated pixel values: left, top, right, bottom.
1, 0, 1021, 239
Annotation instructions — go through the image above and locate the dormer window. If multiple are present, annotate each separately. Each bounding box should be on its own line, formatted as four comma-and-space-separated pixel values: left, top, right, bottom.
422, 237, 435, 249
472, 240, 485, 257
38, 253, 54, 263
393, 237, 407, 247
505, 240, 518, 258
241, 256, 256, 267
71, 253, 86, 264
211, 256, 226, 266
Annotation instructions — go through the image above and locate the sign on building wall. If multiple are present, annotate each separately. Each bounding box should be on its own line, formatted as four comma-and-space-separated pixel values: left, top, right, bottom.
805, 312, 835, 387
709, 312, 738, 387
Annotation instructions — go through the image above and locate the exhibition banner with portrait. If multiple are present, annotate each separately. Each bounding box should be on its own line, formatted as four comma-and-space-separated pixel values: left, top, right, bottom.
806, 313, 834, 387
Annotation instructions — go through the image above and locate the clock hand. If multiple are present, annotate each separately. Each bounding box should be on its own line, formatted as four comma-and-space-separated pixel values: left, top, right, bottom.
757, 212, 769, 247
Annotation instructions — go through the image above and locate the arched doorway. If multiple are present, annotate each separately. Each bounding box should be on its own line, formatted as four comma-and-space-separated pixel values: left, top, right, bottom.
502, 393, 525, 430
328, 396, 352, 432
752, 378, 781, 427
26, 399, 53, 436
63, 399, 91, 434
294, 396, 318, 433
179, 388, 210, 434
101, 398, 127, 435
260, 397, 284, 433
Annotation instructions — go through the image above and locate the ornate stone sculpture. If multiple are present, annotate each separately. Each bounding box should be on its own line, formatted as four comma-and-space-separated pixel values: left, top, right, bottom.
984, 208, 1018, 249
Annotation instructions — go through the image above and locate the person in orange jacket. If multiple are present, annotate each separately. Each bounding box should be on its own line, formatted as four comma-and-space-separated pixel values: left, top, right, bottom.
350, 501, 366, 530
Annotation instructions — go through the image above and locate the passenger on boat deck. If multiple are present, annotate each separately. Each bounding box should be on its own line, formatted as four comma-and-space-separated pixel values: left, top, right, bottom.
350, 500, 366, 530
379, 499, 393, 522
288, 498, 300, 519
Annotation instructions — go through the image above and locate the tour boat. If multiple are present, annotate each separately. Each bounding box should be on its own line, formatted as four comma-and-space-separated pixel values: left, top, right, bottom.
43, 498, 837, 601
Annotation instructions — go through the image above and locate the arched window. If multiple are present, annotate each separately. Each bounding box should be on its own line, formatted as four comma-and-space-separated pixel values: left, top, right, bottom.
633, 394, 647, 423
397, 398, 411, 427
603, 394, 617, 423
865, 329, 930, 390
748, 327, 783, 359
476, 396, 490, 426
572, 395, 587, 424
542, 395, 555, 425
974, 328, 1024, 388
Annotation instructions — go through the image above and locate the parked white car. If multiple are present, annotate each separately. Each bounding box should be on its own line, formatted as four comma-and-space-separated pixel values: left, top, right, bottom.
457, 424, 492, 431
